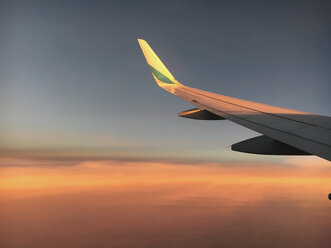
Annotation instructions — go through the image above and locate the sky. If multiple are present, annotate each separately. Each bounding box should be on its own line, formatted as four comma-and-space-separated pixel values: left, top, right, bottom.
1, 0, 330, 162
0, 1, 331, 247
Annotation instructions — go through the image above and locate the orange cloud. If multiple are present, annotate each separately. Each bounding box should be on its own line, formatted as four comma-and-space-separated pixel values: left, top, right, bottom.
1, 158, 330, 202
1, 158, 331, 248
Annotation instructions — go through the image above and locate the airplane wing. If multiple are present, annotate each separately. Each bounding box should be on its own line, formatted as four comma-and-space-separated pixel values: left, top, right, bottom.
137, 39, 331, 162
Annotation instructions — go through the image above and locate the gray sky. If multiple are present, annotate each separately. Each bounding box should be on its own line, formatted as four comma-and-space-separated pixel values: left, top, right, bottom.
1, 0, 330, 162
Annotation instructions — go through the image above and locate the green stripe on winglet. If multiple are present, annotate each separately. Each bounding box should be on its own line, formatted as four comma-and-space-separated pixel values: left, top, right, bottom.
149, 66, 174, 84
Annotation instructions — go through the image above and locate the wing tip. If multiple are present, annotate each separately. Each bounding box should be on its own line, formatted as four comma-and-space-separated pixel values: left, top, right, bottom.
137, 38, 147, 47
137, 38, 183, 88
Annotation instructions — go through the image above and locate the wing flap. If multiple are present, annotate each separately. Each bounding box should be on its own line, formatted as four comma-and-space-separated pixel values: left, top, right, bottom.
291, 127, 331, 146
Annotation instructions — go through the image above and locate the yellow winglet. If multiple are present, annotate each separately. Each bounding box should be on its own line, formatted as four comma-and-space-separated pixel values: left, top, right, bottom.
137, 39, 182, 87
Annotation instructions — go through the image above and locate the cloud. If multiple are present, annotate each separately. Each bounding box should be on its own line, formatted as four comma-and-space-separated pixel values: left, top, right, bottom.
1, 158, 331, 248
283, 156, 330, 168
1, 158, 330, 201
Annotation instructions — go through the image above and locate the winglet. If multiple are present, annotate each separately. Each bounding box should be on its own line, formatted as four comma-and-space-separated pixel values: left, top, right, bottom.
137, 39, 182, 87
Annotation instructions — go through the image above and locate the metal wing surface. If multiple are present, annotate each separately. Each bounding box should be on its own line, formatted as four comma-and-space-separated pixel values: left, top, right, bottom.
138, 39, 331, 162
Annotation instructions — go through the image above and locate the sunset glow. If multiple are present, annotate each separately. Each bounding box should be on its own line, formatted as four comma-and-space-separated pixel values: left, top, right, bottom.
1, 1, 330, 247
1, 157, 331, 197
1, 157, 331, 247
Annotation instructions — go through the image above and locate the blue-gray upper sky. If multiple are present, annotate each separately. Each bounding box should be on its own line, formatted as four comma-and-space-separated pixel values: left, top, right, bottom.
1, 0, 330, 162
